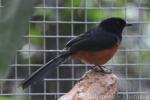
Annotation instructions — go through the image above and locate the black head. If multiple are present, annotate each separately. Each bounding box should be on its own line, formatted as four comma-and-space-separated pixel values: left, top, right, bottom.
99, 17, 131, 37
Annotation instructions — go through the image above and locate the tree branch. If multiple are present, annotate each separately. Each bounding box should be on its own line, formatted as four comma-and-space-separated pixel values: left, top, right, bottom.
59, 69, 118, 100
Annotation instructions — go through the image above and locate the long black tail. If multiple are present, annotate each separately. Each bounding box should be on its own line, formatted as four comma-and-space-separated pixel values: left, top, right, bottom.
22, 53, 70, 89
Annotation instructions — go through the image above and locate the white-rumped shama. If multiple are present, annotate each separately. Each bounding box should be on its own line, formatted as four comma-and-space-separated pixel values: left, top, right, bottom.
22, 17, 132, 89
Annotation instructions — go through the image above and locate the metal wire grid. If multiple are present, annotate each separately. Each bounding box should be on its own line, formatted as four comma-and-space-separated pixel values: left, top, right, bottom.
1, 0, 150, 100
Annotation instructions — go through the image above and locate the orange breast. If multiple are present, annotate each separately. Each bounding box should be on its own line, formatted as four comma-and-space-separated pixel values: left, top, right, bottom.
72, 43, 120, 65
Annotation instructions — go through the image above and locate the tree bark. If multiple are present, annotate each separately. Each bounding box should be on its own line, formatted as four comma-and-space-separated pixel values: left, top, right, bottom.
58, 69, 118, 100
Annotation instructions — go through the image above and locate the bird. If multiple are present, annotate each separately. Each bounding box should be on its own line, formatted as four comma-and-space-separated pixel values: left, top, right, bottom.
21, 17, 132, 89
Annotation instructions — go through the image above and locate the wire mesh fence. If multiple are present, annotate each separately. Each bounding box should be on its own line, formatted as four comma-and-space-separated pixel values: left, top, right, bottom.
1, 0, 150, 100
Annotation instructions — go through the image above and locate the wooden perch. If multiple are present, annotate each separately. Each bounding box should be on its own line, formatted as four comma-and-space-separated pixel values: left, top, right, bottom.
58, 69, 118, 100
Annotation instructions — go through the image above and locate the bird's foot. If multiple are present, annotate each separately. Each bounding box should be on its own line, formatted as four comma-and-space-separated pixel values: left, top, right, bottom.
92, 65, 112, 74
79, 66, 112, 81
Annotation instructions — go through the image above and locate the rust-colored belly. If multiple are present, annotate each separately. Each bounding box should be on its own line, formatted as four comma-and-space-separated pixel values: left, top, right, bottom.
72, 44, 120, 65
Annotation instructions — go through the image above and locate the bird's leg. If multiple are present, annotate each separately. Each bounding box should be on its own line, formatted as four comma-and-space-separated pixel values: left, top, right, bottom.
79, 66, 99, 81
79, 65, 112, 81
101, 66, 112, 74
92, 65, 112, 74
92, 65, 102, 72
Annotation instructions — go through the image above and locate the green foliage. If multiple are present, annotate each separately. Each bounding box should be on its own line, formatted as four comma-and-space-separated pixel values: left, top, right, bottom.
87, 9, 107, 21
30, 25, 43, 45
139, 51, 150, 64
0, 96, 14, 100
0, 0, 34, 77
144, 12, 150, 21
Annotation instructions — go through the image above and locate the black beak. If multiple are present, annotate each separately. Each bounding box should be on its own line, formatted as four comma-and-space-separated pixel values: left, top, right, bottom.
126, 23, 132, 26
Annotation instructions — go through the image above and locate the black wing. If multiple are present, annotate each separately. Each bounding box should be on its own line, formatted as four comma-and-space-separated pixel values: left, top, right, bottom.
66, 32, 91, 48
65, 28, 118, 53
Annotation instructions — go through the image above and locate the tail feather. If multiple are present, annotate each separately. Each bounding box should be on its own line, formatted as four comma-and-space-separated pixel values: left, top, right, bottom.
22, 53, 70, 89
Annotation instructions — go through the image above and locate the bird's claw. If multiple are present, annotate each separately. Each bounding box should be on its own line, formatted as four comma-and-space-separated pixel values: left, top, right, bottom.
79, 66, 112, 82
92, 65, 112, 74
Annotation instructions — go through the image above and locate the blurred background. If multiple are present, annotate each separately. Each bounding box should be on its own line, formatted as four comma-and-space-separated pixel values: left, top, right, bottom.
0, 0, 150, 100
